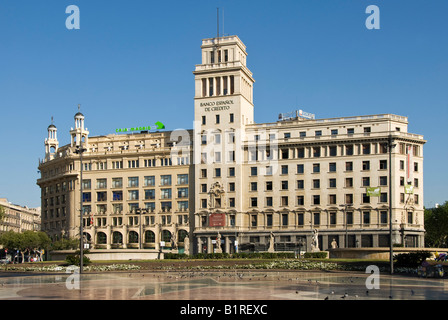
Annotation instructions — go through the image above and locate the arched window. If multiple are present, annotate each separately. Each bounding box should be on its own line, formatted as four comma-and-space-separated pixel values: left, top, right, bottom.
97, 232, 107, 244
145, 230, 155, 243
178, 230, 188, 242
162, 230, 171, 243
112, 231, 123, 244
129, 231, 139, 243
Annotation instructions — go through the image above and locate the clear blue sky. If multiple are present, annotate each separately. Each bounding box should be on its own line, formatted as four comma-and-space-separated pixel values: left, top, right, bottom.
0, 0, 447, 208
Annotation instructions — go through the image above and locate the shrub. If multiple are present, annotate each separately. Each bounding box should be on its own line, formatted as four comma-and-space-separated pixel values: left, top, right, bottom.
66, 250, 91, 266
394, 251, 432, 267
303, 252, 328, 259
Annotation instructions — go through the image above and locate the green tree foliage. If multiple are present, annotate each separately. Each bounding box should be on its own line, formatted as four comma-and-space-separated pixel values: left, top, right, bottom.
0, 230, 50, 262
425, 201, 448, 248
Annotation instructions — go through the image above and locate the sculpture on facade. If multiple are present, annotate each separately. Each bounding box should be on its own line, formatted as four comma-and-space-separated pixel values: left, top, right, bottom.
311, 229, 320, 252
268, 232, 275, 253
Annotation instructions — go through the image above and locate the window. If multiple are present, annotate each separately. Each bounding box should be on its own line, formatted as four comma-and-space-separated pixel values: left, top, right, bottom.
216, 114, 220, 124
267, 214, 273, 226
202, 115, 206, 125
313, 147, 321, 157
201, 169, 207, 178
362, 177, 370, 187
331, 129, 338, 136
128, 177, 139, 187
82, 192, 91, 202
214, 133, 221, 144
112, 191, 123, 201
266, 181, 273, 191
282, 214, 288, 226
346, 161, 353, 171
177, 174, 188, 185
281, 165, 288, 174
229, 197, 235, 207
329, 194, 337, 205
297, 148, 305, 158
313, 195, 320, 205
128, 160, 139, 168
313, 179, 320, 189
251, 167, 257, 176
330, 212, 337, 225
379, 176, 388, 186
363, 211, 370, 224
160, 175, 172, 186
229, 167, 235, 177
346, 211, 353, 225
281, 181, 288, 190
380, 211, 388, 224
229, 182, 235, 192
251, 198, 258, 207
362, 161, 370, 171
297, 195, 304, 205
178, 201, 188, 212
230, 113, 234, 123
215, 168, 221, 177
313, 212, 320, 225
97, 192, 107, 202
97, 179, 107, 189
297, 164, 304, 174
128, 190, 139, 200
345, 145, 354, 156
362, 193, 370, 204
266, 197, 273, 207
251, 214, 258, 226
329, 178, 337, 188
329, 162, 336, 172
201, 199, 207, 209
298, 213, 304, 225
345, 194, 353, 204
250, 182, 258, 191
284, 132, 291, 139
408, 211, 413, 224
145, 189, 155, 200
201, 133, 207, 145
299, 131, 306, 138
82, 179, 91, 190
379, 160, 388, 170
313, 163, 320, 173
347, 128, 354, 135
315, 130, 322, 137
281, 196, 288, 206
281, 149, 289, 159
329, 146, 337, 157
364, 127, 371, 133
362, 144, 371, 155
414, 162, 419, 172
297, 180, 304, 189
177, 188, 188, 198
380, 192, 388, 203
345, 177, 353, 188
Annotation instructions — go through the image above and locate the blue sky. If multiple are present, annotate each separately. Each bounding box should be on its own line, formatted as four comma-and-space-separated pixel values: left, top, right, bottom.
0, 0, 447, 208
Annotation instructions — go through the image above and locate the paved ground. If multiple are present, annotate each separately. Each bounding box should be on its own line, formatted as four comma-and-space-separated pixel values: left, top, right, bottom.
1, 269, 447, 300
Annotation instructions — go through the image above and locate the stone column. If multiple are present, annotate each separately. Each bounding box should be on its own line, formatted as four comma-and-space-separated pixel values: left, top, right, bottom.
106, 225, 111, 249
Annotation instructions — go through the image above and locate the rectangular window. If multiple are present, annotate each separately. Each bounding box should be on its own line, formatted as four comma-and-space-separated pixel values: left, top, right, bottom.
313, 195, 320, 205
329, 178, 336, 188
145, 189, 155, 200
297, 164, 304, 174
281, 165, 288, 174
313, 163, 320, 173
160, 175, 172, 186
177, 188, 188, 198
266, 181, 273, 191
250, 182, 258, 191
230, 113, 234, 123
128, 177, 139, 188
379, 160, 388, 170
281, 181, 288, 190
267, 214, 273, 226
177, 174, 188, 185
266, 197, 273, 207
128, 190, 139, 200
297, 180, 304, 189
144, 176, 155, 187
297, 196, 304, 206
313, 212, 320, 225
329, 162, 336, 172
96, 179, 107, 189
362, 161, 370, 171
329, 194, 337, 205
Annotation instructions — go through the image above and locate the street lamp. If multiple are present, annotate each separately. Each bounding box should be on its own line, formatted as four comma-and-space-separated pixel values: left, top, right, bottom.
388, 135, 396, 274
339, 204, 353, 248
74, 142, 87, 274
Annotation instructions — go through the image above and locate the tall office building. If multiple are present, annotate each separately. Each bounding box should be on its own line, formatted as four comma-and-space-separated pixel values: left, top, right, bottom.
37, 35, 426, 255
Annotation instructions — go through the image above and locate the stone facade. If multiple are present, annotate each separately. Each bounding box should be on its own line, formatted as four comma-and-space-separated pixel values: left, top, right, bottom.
37, 34, 426, 255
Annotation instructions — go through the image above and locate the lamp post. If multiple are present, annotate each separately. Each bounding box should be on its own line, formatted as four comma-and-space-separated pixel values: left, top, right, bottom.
339, 204, 353, 248
74, 142, 87, 274
388, 135, 396, 274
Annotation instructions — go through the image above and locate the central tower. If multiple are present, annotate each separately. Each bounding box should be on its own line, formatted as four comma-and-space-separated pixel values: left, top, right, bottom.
193, 35, 255, 253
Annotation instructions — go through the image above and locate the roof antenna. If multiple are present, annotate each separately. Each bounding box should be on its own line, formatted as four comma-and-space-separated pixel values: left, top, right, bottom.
222, 8, 225, 36
217, 7, 220, 45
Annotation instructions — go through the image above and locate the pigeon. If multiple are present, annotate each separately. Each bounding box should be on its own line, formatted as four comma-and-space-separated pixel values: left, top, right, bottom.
324, 296, 329, 300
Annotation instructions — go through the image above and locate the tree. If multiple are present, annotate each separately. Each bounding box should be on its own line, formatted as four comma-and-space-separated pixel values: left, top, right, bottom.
425, 202, 448, 248
0, 230, 50, 263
